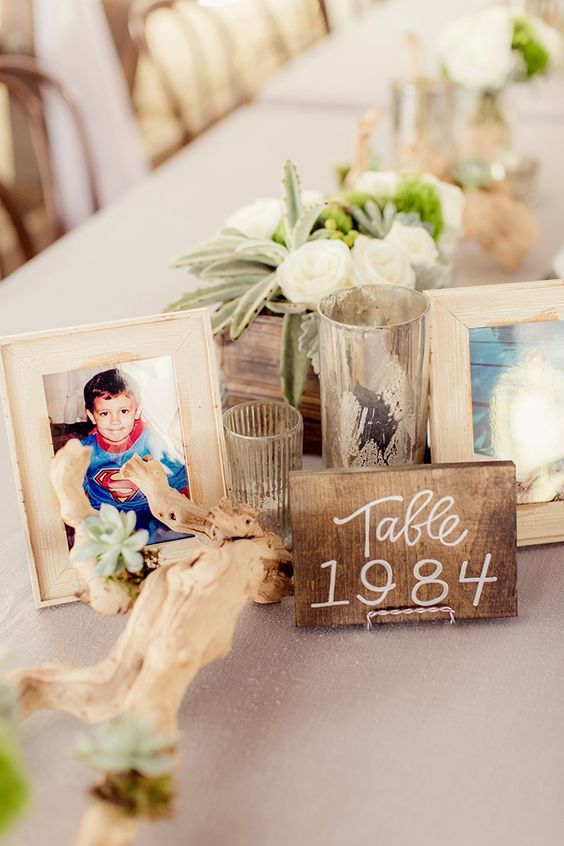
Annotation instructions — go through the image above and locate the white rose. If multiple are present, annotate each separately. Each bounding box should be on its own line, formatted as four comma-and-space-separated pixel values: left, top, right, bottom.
385, 221, 438, 268
226, 198, 283, 239
529, 15, 564, 67
277, 240, 352, 305
438, 7, 514, 90
353, 170, 398, 197
424, 174, 465, 233
352, 235, 415, 288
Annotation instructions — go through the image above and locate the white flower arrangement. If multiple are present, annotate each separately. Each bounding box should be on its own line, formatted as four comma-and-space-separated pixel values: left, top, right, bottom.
169, 162, 464, 406
438, 5, 563, 91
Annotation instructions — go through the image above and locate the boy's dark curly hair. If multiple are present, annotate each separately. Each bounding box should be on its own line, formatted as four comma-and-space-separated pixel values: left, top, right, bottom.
83, 369, 140, 412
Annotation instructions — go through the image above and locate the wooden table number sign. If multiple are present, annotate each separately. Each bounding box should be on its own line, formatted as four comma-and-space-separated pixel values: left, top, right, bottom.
290, 462, 517, 627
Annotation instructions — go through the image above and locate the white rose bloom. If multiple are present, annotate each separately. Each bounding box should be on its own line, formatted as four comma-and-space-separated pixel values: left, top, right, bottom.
385, 221, 438, 268
438, 6, 514, 90
277, 240, 352, 305
226, 198, 283, 239
529, 15, 564, 66
352, 235, 415, 288
353, 170, 398, 197
424, 175, 465, 233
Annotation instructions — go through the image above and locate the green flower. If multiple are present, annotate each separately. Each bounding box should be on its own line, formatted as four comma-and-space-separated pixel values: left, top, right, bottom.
71, 504, 149, 578
77, 716, 177, 779
512, 17, 550, 79
393, 175, 444, 240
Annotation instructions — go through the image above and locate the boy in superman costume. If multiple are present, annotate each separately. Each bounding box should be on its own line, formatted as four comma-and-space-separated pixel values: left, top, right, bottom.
81, 368, 190, 544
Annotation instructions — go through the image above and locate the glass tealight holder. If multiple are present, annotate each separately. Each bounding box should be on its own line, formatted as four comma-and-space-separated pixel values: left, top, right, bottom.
318, 284, 430, 470
223, 401, 303, 547
390, 77, 455, 175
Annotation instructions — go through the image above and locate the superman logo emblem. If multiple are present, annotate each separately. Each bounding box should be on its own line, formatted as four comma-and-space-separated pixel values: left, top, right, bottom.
94, 468, 140, 503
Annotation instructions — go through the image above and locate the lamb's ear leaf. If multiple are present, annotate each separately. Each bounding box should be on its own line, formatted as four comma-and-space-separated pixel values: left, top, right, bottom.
229, 273, 280, 340
280, 313, 309, 407
211, 299, 239, 334
164, 279, 253, 312
282, 161, 303, 231
288, 202, 327, 251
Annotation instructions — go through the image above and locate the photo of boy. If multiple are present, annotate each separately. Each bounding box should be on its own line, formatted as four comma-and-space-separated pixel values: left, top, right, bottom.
81, 367, 190, 544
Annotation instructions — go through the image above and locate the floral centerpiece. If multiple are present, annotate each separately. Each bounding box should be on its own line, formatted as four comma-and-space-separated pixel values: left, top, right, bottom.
438, 5, 563, 91
438, 5, 563, 172
168, 162, 464, 407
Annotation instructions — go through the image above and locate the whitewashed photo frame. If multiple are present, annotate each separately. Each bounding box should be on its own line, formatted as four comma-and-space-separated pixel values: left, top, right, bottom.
429, 279, 564, 546
0, 310, 227, 606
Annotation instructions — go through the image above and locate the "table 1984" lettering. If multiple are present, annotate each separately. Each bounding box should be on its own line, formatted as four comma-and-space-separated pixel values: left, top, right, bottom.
311, 489, 497, 610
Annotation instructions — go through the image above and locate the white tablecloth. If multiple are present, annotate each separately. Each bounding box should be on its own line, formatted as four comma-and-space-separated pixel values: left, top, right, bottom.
259, 0, 564, 120
1, 103, 564, 845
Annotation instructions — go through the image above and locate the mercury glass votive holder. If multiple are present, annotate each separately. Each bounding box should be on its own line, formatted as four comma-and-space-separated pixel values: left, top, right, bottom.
318, 284, 430, 469
223, 401, 303, 546
390, 77, 455, 174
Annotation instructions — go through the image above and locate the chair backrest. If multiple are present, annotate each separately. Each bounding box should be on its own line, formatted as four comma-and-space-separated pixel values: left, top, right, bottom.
0, 176, 35, 279
0, 54, 100, 247
129, 0, 250, 149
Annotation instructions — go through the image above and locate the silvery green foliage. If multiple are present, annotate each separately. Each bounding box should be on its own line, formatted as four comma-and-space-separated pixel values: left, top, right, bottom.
71, 504, 149, 578
415, 260, 453, 291
298, 311, 320, 375
349, 200, 397, 238
169, 161, 324, 344
452, 155, 492, 190
77, 716, 177, 778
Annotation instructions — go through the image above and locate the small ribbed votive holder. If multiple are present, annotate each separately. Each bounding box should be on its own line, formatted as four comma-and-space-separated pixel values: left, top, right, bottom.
223, 401, 303, 547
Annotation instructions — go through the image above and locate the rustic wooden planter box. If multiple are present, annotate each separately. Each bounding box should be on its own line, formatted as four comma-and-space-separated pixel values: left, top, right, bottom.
219, 314, 322, 454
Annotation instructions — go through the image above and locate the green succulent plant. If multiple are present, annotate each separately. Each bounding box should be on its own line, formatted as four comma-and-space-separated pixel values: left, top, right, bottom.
77, 716, 177, 777
71, 504, 149, 578
78, 717, 177, 818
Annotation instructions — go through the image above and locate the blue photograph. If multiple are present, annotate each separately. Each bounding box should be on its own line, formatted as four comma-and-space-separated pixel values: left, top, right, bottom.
470, 321, 564, 505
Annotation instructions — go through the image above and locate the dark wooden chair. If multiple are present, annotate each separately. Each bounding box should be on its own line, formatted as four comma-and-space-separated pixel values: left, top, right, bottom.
0, 177, 35, 279
0, 54, 100, 269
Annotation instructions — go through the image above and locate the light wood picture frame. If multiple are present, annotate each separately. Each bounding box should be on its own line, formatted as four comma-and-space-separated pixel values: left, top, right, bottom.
429, 278, 564, 546
0, 310, 227, 606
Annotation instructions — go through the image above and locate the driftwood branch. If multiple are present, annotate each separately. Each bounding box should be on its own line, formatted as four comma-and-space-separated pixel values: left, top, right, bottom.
14, 440, 293, 845
463, 188, 540, 270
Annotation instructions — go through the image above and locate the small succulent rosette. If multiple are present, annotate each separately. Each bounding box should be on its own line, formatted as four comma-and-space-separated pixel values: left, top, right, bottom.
169, 161, 464, 406
77, 716, 178, 818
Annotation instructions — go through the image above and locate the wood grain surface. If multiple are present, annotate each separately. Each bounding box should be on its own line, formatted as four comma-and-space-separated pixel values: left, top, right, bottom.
290, 462, 517, 626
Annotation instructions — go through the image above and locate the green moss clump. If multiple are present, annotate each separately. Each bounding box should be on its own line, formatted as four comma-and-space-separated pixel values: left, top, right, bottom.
512, 17, 550, 79
318, 204, 353, 235
393, 176, 444, 240
0, 729, 29, 834
92, 771, 174, 819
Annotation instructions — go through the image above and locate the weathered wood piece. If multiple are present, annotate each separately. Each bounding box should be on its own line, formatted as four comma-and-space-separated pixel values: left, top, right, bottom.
13, 440, 292, 846
290, 462, 517, 627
